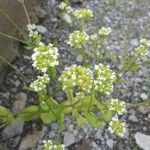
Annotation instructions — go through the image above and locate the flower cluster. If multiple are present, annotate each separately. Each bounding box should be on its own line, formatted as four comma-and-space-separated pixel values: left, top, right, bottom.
43, 140, 65, 150
73, 8, 93, 20
93, 64, 116, 95
109, 99, 126, 115
135, 38, 150, 56
68, 31, 89, 48
59, 65, 93, 93
58, 2, 73, 14
108, 117, 126, 137
98, 27, 111, 38
30, 74, 50, 92
31, 42, 59, 72
27, 24, 38, 39
90, 33, 98, 41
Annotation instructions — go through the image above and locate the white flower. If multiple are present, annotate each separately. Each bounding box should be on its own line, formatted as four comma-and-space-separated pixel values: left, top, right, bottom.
30, 74, 50, 92
73, 8, 93, 19
109, 117, 126, 137
27, 24, 36, 32
31, 42, 59, 72
98, 27, 111, 37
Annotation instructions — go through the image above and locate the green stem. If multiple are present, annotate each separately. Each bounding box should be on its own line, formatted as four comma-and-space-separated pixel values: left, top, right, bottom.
0, 55, 27, 80
0, 31, 26, 44
66, 89, 74, 106
88, 93, 95, 111
22, 2, 31, 24
81, 46, 87, 66
98, 39, 104, 63
81, 19, 85, 32
0, 8, 25, 37
127, 99, 150, 109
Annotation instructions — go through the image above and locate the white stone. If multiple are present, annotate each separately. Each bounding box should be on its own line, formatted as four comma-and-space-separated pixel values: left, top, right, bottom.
64, 132, 76, 147
63, 14, 72, 24
106, 139, 114, 149
135, 132, 150, 150
140, 93, 148, 100
36, 25, 47, 34
130, 38, 139, 47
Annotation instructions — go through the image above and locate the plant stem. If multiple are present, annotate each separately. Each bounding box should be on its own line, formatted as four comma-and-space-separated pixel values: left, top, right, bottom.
127, 99, 150, 109
66, 89, 74, 106
88, 93, 95, 111
81, 19, 85, 32
0, 55, 27, 80
22, 2, 31, 24
0, 31, 26, 44
0, 8, 25, 37
81, 46, 87, 66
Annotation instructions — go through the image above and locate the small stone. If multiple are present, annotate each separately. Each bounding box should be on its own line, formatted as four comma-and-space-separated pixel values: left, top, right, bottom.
140, 93, 148, 100
106, 139, 114, 149
19, 131, 44, 150
36, 25, 47, 34
94, 129, 103, 140
12, 92, 27, 113
134, 132, 150, 150
76, 54, 83, 63
2, 120, 24, 140
130, 38, 139, 47
64, 132, 76, 147
63, 14, 72, 24
137, 106, 150, 114
128, 114, 138, 122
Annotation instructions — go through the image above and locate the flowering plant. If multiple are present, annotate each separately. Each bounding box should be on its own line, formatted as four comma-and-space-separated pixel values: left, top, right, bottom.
0, 1, 150, 149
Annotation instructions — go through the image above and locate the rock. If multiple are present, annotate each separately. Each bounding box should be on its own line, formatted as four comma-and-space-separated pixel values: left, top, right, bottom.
94, 129, 103, 140
64, 132, 76, 147
2, 120, 24, 140
137, 106, 150, 114
128, 114, 138, 122
140, 93, 148, 100
76, 54, 83, 63
63, 14, 72, 24
36, 25, 48, 34
19, 131, 45, 150
130, 38, 139, 47
134, 132, 150, 150
12, 92, 27, 113
106, 139, 114, 149
0, 0, 41, 85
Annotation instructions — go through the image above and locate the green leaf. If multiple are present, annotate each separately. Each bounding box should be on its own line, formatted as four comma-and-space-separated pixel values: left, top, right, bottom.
17, 105, 39, 121
40, 112, 56, 124
39, 101, 49, 112
72, 110, 88, 126
0, 106, 14, 126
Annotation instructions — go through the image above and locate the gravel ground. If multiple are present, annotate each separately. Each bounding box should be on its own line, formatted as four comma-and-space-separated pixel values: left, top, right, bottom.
0, 0, 150, 150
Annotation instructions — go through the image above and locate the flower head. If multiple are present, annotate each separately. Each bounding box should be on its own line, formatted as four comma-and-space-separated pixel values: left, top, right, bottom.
109, 99, 126, 115
93, 64, 116, 95
98, 27, 111, 38
59, 2, 73, 14
73, 8, 93, 20
108, 117, 126, 137
135, 38, 150, 56
30, 74, 50, 92
59, 65, 93, 93
140, 38, 150, 47
68, 31, 89, 48
31, 42, 59, 72
27, 24, 36, 32
43, 140, 65, 150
